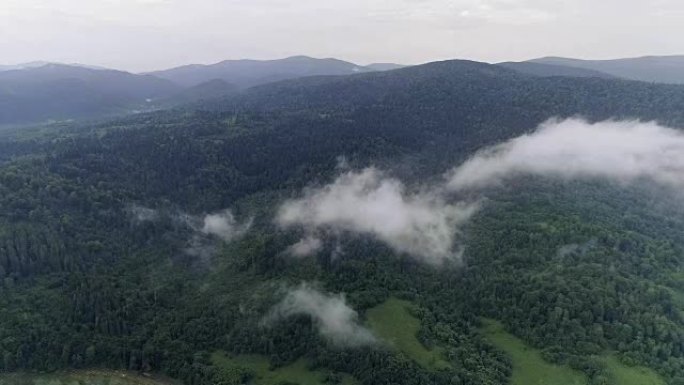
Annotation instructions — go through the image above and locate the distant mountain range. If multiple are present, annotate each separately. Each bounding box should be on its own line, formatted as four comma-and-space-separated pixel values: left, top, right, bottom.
147, 56, 401, 88
0, 56, 406, 125
0, 63, 180, 125
503, 55, 684, 84
4, 54, 684, 126
0, 61, 108, 72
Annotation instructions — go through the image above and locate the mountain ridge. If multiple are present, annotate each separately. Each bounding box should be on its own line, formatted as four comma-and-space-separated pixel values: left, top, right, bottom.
498, 61, 617, 79
148, 55, 393, 88
527, 55, 684, 84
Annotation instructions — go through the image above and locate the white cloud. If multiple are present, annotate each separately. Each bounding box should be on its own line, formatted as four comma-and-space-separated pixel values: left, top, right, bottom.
286, 235, 323, 257
447, 118, 684, 191
277, 168, 479, 264
277, 119, 684, 266
172, 209, 250, 258
266, 283, 376, 346
127, 205, 250, 259
173, 209, 252, 242
200, 210, 252, 241
179, 210, 251, 259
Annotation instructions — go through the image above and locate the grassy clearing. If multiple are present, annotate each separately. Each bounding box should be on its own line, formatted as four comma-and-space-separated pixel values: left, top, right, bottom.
601, 355, 665, 385
211, 351, 356, 385
0, 370, 177, 385
480, 318, 588, 385
365, 298, 450, 370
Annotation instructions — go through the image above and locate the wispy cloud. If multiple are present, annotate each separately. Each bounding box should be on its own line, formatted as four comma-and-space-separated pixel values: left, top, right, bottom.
128, 205, 251, 258
447, 118, 684, 191
128, 204, 159, 222
277, 118, 684, 266
198, 210, 253, 241
265, 283, 376, 346
276, 168, 479, 264
286, 235, 324, 257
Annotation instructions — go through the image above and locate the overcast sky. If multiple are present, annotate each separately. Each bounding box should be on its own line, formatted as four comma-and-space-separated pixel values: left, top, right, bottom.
1, 0, 683, 72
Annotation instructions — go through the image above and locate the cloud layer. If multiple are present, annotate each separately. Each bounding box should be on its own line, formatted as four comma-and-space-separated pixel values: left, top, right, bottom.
447, 118, 684, 191
267, 284, 376, 347
277, 168, 479, 264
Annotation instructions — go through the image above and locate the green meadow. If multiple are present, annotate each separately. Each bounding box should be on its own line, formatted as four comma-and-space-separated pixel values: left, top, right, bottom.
481, 319, 588, 385
601, 355, 665, 385
481, 319, 666, 385
365, 298, 450, 370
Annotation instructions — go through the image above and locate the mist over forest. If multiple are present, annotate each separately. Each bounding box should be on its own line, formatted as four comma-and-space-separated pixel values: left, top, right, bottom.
3, 2, 684, 385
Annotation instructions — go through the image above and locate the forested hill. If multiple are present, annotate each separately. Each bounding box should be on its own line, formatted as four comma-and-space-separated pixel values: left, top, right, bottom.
1, 59, 684, 385
0, 64, 180, 125
215, 59, 684, 125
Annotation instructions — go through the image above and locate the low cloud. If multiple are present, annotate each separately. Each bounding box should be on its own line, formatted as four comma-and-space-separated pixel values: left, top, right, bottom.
199, 210, 252, 241
183, 236, 218, 261
277, 168, 479, 264
128, 205, 250, 258
180, 210, 251, 259
286, 235, 324, 257
177, 209, 251, 242
556, 239, 597, 259
128, 204, 159, 222
447, 118, 684, 191
266, 283, 376, 347
275, 119, 684, 266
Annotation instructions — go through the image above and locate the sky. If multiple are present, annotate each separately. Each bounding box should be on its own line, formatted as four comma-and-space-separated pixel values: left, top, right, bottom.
1, 0, 683, 72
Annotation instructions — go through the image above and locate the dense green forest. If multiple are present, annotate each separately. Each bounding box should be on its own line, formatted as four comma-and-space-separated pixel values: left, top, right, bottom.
1, 60, 684, 385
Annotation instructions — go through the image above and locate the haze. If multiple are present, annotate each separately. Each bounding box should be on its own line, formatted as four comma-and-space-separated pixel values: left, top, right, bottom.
2, 0, 684, 72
